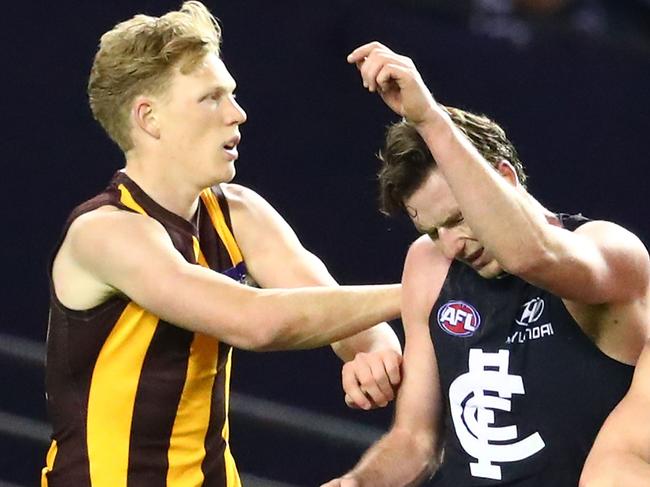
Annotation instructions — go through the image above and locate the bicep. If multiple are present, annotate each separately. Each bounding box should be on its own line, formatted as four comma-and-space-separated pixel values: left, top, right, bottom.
68, 210, 268, 347
593, 343, 650, 461
521, 221, 649, 304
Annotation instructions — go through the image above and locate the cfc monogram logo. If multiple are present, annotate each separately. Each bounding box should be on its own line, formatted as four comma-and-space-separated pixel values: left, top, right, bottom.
449, 349, 545, 480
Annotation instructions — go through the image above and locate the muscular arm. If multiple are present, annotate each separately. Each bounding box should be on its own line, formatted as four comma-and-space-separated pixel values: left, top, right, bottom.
224, 183, 400, 356
416, 117, 649, 305
580, 341, 650, 487
52, 206, 399, 351
347, 42, 650, 306
225, 184, 402, 406
322, 236, 450, 486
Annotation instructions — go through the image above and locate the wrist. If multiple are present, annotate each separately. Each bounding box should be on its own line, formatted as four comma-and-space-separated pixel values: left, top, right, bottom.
413, 103, 450, 135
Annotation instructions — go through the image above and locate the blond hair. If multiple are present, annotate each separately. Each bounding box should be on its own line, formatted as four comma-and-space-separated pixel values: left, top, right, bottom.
88, 1, 222, 152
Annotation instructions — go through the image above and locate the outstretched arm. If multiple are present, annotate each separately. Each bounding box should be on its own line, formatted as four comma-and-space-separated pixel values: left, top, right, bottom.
347, 42, 649, 306
580, 340, 650, 487
322, 235, 451, 486
220, 184, 402, 408
53, 205, 400, 352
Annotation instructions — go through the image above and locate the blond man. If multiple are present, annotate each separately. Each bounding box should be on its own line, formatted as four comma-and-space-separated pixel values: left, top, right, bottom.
42, 4, 403, 486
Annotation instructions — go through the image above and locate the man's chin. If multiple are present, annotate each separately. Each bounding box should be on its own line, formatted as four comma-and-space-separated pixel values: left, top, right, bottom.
476, 261, 504, 279
213, 164, 236, 184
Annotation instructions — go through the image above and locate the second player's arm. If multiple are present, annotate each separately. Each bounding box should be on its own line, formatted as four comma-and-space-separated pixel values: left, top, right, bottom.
580, 340, 650, 487
322, 235, 450, 486
59, 206, 399, 351
225, 184, 402, 407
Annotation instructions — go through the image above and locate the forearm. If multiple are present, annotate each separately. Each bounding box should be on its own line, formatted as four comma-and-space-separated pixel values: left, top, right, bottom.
331, 322, 402, 362
345, 429, 438, 486
416, 112, 551, 271
257, 284, 401, 351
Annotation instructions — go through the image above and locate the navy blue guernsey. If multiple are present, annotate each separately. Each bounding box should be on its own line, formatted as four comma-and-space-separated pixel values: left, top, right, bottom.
427, 214, 634, 486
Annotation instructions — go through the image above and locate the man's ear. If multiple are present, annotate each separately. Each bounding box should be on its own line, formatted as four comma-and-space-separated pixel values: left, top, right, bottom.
132, 96, 161, 140
496, 159, 520, 187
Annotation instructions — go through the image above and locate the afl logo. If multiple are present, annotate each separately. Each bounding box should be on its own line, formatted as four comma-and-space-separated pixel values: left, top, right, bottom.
437, 301, 482, 337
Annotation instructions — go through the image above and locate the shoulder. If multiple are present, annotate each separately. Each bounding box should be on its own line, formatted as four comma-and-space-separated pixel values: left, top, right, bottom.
573, 219, 644, 244
402, 236, 451, 323
575, 219, 650, 283
220, 183, 292, 232
65, 205, 172, 263
68, 204, 166, 238
405, 235, 451, 271
221, 183, 263, 208
403, 237, 452, 292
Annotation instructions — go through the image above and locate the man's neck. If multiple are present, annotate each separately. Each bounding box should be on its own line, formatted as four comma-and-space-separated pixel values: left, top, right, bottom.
123, 158, 201, 222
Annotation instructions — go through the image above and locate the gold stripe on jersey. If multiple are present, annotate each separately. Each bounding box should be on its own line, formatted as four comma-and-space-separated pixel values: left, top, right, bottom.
192, 236, 210, 267
222, 348, 241, 486
117, 182, 242, 485
117, 183, 147, 215
166, 332, 219, 486
200, 189, 243, 484
87, 302, 159, 487
200, 189, 243, 265
40, 440, 57, 487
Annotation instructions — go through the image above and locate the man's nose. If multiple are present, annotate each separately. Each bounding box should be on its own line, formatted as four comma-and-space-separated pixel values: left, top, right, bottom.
437, 227, 464, 259
226, 96, 247, 125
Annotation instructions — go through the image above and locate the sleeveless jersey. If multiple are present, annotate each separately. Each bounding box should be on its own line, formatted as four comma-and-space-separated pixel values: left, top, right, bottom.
427, 214, 634, 486
42, 171, 246, 487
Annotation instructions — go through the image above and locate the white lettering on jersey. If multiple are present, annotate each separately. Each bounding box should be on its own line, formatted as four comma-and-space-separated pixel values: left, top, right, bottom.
449, 349, 545, 480
506, 323, 554, 344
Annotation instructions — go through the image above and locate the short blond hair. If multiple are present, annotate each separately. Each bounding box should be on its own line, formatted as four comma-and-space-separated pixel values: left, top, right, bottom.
88, 1, 222, 152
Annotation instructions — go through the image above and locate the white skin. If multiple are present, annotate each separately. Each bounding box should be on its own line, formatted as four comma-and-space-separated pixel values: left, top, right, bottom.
580, 340, 650, 487
52, 50, 402, 409
322, 42, 650, 486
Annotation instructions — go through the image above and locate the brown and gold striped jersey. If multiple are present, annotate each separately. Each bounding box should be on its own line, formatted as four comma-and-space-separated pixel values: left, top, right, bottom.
43, 171, 245, 487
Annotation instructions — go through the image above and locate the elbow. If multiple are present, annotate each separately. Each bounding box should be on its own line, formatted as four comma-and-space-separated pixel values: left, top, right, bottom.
392, 426, 439, 475
233, 320, 286, 352
230, 290, 310, 351
233, 310, 301, 352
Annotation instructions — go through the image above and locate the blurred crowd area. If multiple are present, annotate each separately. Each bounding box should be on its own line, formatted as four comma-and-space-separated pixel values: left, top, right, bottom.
400, 0, 650, 48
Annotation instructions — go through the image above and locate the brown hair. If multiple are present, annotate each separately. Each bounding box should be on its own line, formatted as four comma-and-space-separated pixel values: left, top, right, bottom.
87, 1, 222, 152
377, 106, 527, 215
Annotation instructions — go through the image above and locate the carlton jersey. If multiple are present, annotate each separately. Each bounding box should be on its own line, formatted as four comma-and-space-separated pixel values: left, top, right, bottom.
427, 214, 634, 486
42, 171, 246, 487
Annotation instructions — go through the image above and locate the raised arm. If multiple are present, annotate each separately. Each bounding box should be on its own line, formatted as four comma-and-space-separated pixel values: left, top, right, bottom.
52, 205, 399, 351
347, 42, 650, 306
224, 183, 402, 408
322, 235, 450, 486
580, 340, 650, 487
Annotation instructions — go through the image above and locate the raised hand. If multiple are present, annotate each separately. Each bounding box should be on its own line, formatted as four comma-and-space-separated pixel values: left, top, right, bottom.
347, 41, 440, 126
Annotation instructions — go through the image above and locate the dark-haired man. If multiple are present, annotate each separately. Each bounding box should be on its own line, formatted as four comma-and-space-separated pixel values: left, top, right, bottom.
323, 42, 649, 486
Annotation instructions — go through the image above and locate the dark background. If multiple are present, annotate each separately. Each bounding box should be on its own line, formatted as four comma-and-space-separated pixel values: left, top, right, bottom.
1, 0, 649, 485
